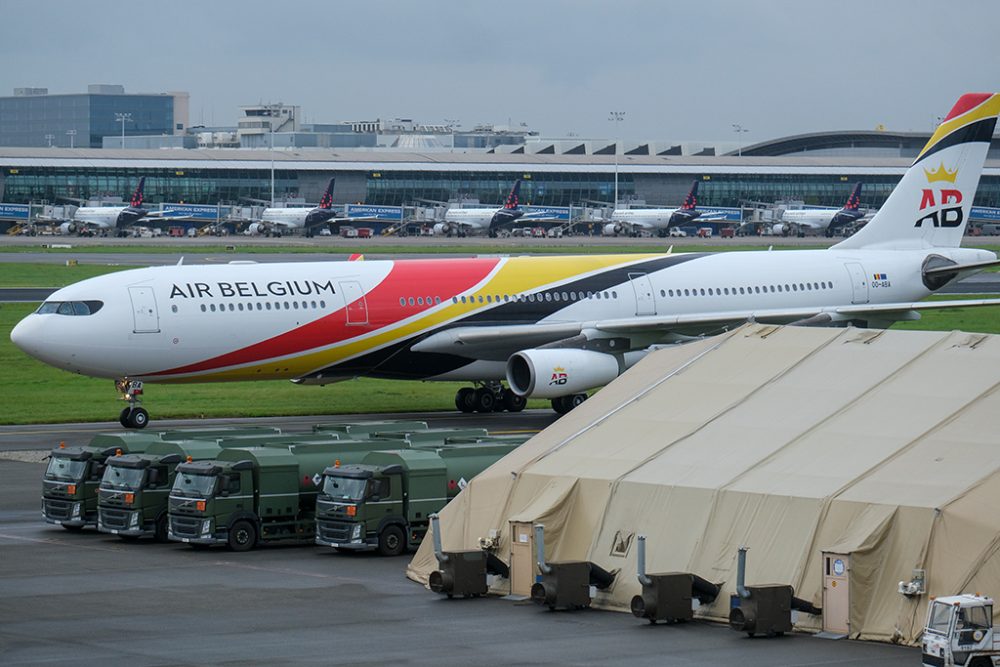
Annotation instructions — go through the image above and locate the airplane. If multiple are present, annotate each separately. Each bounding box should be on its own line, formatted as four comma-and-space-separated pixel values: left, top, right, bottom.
605, 180, 716, 237
772, 182, 866, 237
11, 93, 1000, 430
247, 177, 338, 238
53, 178, 150, 236
433, 180, 523, 237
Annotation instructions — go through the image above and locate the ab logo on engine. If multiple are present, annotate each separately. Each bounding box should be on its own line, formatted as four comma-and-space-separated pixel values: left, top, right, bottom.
549, 366, 568, 386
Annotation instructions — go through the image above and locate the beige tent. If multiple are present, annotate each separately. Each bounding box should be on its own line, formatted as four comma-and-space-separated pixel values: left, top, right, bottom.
408, 324, 1000, 645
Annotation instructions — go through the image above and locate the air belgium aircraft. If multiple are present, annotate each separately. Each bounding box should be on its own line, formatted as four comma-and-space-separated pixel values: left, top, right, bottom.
11, 94, 1000, 428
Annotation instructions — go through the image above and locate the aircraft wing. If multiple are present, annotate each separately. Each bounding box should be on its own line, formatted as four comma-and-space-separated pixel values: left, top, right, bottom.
412, 298, 1000, 359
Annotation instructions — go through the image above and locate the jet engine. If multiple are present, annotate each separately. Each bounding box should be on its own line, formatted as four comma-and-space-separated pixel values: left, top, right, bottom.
59, 222, 76, 235
506, 348, 621, 399
247, 222, 268, 236
602, 223, 622, 237
771, 223, 787, 236
432, 222, 449, 236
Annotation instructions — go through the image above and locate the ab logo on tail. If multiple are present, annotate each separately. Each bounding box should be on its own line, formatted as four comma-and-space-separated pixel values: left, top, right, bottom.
915, 162, 963, 228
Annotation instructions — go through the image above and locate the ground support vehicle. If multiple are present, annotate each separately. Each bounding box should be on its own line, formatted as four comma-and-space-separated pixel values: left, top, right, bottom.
167, 441, 392, 551
922, 594, 999, 667
97, 440, 227, 541
315, 444, 519, 556
41, 427, 279, 530
42, 435, 162, 529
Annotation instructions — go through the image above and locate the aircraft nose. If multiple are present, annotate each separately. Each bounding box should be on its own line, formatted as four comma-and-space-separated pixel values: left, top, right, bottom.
10, 314, 42, 358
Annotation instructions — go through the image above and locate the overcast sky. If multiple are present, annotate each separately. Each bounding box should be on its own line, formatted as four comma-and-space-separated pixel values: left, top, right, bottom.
2, 0, 999, 145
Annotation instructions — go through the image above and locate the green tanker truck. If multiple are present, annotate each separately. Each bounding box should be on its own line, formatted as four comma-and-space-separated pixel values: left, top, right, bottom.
41, 427, 281, 530
314, 444, 519, 556
96, 440, 229, 541
167, 441, 395, 551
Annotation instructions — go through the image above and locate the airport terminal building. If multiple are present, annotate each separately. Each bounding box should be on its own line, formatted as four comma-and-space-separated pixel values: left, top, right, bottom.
0, 129, 999, 216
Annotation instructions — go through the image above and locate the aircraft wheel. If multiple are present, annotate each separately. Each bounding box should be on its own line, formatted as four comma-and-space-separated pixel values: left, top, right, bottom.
567, 394, 588, 410
128, 407, 149, 430
473, 387, 496, 413
551, 396, 570, 415
455, 388, 476, 413
119, 407, 132, 428
503, 390, 527, 413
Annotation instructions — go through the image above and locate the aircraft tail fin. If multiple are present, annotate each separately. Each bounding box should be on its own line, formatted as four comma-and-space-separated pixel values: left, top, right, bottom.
833, 94, 1000, 250
129, 177, 146, 208
318, 177, 335, 209
503, 180, 521, 209
681, 180, 699, 210
842, 182, 862, 211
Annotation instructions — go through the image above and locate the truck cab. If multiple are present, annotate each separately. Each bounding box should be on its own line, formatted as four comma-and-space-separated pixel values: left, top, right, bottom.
42, 444, 115, 529
923, 594, 999, 667
315, 445, 519, 557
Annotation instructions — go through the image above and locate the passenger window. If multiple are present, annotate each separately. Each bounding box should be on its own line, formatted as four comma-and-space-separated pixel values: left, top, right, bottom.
200, 304, 207, 312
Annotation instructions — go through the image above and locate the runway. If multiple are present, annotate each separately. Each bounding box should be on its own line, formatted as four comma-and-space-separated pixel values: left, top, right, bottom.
0, 410, 917, 666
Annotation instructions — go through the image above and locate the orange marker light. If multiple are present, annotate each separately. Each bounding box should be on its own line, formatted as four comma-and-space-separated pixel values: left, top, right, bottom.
334, 459, 341, 468
116, 448, 123, 456
186, 456, 193, 463
346, 505, 357, 517
67, 484, 77, 495
196, 500, 206, 511
59, 442, 66, 449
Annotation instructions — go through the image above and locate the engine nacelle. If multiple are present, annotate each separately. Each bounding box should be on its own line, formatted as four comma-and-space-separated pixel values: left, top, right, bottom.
771, 223, 786, 236
602, 223, 621, 236
59, 222, 76, 235
247, 222, 267, 235
506, 348, 621, 399
432, 222, 449, 236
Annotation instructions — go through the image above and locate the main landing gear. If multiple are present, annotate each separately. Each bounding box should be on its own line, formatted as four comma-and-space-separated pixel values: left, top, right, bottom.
455, 382, 527, 414
550, 393, 588, 415
115, 378, 149, 429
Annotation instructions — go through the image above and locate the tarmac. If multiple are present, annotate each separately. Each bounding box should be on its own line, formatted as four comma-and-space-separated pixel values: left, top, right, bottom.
0, 412, 919, 666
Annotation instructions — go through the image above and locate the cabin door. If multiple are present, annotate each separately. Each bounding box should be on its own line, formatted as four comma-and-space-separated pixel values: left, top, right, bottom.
629, 272, 657, 316
339, 280, 369, 325
128, 286, 160, 333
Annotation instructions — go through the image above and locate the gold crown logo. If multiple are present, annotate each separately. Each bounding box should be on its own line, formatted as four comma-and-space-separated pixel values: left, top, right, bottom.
552, 366, 565, 373
924, 161, 958, 184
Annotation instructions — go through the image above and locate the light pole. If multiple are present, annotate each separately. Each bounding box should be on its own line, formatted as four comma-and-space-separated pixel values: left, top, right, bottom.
444, 118, 459, 151
608, 111, 625, 207
44, 134, 55, 147
270, 116, 275, 207
115, 112, 133, 148
732, 123, 749, 157
66, 129, 76, 149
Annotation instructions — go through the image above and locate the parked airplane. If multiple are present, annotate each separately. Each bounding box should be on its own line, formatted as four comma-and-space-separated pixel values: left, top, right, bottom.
11, 94, 1000, 429
606, 180, 713, 237
433, 180, 523, 237
248, 178, 338, 237
53, 178, 150, 236
773, 182, 866, 237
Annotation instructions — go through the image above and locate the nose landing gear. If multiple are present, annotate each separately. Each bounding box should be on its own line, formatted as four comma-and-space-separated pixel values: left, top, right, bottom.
115, 378, 149, 429
455, 382, 527, 414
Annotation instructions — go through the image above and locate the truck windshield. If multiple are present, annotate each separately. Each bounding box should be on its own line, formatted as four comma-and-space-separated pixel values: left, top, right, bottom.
322, 475, 367, 501
101, 465, 145, 491
45, 456, 88, 482
172, 472, 218, 497
927, 602, 955, 635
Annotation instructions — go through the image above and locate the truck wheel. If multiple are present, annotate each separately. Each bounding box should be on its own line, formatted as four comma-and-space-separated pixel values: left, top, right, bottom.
62, 524, 83, 532
378, 525, 406, 557
228, 520, 257, 552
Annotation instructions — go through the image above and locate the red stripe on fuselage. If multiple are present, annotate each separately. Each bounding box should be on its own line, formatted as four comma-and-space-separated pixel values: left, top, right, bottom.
150, 258, 500, 377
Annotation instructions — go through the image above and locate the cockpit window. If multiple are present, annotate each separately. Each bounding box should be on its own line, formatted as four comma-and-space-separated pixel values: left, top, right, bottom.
36, 301, 103, 316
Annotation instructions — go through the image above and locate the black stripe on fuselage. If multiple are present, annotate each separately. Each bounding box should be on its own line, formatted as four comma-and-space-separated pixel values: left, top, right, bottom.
299, 253, 708, 381
918, 117, 997, 164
